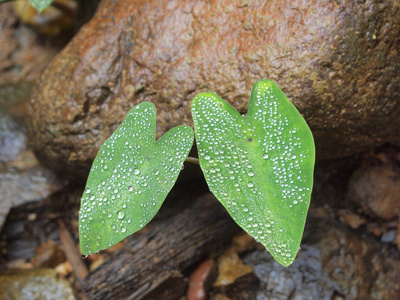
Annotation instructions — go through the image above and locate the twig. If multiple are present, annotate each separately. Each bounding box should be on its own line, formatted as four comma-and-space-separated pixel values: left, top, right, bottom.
58, 219, 89, 288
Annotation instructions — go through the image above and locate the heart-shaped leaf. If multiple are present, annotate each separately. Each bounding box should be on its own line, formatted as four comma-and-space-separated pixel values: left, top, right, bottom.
79, 102, 194, 255
192, 80, 315, 266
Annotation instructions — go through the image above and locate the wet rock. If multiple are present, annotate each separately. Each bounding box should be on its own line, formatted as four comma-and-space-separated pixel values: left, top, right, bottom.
0, 268, 75, 300
0, 145, 62, 229
381, 229, 396, 243
0, 86, 64, 229
27, 0, 400, 179
245, 246, 329, 299
244, 215, 400, 299
347, 161, 400, 220
0, 112, 27, 163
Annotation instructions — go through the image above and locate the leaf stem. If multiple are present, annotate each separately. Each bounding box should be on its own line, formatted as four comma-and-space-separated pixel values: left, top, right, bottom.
185, 157, 200, 165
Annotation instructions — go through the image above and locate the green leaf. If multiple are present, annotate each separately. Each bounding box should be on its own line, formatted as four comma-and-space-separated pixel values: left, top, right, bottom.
192, 79, 315, 266
29, 0, 54, 12
79, 102, 194, 255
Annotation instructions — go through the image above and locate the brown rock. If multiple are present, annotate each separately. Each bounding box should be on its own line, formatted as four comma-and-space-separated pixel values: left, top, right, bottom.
347, 162, 400, 220
27, 0, 400, 179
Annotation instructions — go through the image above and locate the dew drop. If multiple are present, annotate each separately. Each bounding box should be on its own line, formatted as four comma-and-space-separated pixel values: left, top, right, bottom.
247, 181, 254, 188
204, 155, 211, 160
121, 227, 127, 233
128, 186, 134, 192
117, 211, 125, 219
263, 154, 269, 160
134, 169, 140, 175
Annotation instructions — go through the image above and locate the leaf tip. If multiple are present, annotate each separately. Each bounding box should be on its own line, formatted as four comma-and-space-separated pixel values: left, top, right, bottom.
253, 79, 280, 92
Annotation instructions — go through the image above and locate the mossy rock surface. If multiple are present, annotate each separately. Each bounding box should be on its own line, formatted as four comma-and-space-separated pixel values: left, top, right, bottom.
27, 0, 400, 179
0, 269, 75, 300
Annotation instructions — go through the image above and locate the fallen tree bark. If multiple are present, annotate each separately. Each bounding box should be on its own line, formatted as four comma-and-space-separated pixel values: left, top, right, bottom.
83, 193, 242, 299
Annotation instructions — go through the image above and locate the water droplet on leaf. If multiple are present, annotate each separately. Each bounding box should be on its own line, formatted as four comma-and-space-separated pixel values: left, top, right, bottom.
117, 211, 125, 219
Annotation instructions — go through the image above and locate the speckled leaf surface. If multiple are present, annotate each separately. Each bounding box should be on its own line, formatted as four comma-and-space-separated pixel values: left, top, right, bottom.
192, 80, 315, 266
79, 102, 194, 255
29, 0, 53, 12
